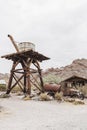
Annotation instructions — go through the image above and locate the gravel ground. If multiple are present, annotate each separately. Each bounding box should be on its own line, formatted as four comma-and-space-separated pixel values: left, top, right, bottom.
0, 94, 87, 130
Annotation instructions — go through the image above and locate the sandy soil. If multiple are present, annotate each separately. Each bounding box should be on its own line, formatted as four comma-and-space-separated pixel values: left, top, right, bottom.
0, 94, 87, 130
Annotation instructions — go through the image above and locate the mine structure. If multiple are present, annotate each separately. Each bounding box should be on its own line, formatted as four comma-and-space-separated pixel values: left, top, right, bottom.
1, 35, 50, 95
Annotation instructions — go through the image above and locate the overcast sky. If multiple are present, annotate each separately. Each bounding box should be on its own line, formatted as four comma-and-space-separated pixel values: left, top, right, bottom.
0, 0, 87, 73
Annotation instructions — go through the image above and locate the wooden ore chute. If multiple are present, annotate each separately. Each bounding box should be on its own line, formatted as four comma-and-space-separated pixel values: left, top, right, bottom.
1, 35, 50, 95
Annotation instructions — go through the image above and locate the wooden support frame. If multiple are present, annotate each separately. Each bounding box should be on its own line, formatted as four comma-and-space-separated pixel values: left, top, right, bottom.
1, 49, 50, 95
6, 58, 44, 95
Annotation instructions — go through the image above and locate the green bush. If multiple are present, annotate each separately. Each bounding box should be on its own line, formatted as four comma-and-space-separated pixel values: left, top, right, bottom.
43, 74, 62, 84
0, 84, 6, 91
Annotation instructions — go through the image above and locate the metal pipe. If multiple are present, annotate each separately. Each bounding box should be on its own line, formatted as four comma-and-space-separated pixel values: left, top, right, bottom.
8, 34, 19, 52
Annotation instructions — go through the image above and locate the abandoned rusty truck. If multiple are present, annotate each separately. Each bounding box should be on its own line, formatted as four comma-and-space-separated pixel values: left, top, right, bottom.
44, 83, 84, 100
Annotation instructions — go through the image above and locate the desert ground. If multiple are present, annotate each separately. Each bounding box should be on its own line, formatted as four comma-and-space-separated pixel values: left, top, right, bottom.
0, 93, 87, 130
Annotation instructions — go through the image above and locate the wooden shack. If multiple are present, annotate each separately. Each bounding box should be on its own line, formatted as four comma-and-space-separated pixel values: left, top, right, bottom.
61, 75, 87, 88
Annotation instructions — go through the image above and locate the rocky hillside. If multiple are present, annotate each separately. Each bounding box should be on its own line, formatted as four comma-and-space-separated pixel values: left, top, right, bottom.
0, 73, 9, 83
0, 58, 87, 84
0, 73, 5, 79
43, 58, 87, 83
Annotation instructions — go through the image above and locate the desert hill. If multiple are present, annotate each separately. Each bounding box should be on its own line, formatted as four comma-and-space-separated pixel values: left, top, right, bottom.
0, 58, 87, 84
43, 58, 87, 83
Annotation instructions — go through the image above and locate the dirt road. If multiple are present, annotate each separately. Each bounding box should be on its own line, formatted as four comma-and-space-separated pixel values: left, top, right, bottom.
0, 95, 87, 130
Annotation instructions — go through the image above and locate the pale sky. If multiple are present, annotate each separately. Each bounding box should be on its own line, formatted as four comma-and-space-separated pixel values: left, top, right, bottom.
0, 0, 87, 73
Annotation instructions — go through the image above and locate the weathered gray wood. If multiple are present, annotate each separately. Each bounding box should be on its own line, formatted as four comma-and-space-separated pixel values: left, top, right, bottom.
6, 61, 19, 94
2, 42, 49, 95
8, 34, 19, 52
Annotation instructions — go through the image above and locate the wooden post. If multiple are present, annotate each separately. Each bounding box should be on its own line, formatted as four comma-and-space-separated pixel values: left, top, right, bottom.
24, 70, 27, 93
33, 61, 44, 92
26, 70, 31, 95
21, 59, 32, 95
6, 61, 19, 94
26, 60, 32, 95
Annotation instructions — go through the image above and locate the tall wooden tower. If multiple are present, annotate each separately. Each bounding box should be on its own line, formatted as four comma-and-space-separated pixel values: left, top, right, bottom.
1, 35, 50, 95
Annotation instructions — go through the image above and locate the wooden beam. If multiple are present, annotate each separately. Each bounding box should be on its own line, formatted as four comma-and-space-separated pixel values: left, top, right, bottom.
8, 34, 19, 52
13, 74, 24, 92
30, 73, 40, 87
30, 79, 42, 92
9, 75, 24, 92
33, 61, 44, 92
6, 61, 19, 94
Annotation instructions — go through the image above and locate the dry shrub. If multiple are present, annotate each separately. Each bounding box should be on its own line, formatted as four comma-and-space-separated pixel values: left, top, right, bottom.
23, 95, 31, 101
64, 98, 85, 105
64, 98, 75, 103
73, 99, 85, 105
0, 93, 10, 98
77, 86, 87, 97
40, 92, 52, 101
55, 92, 63, 101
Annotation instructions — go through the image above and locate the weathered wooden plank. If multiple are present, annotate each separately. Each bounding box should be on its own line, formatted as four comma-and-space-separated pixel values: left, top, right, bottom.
1, 50, 50, 62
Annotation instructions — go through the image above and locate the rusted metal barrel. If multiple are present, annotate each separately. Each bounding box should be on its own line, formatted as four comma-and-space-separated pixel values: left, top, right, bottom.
44, 83, 61, 92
